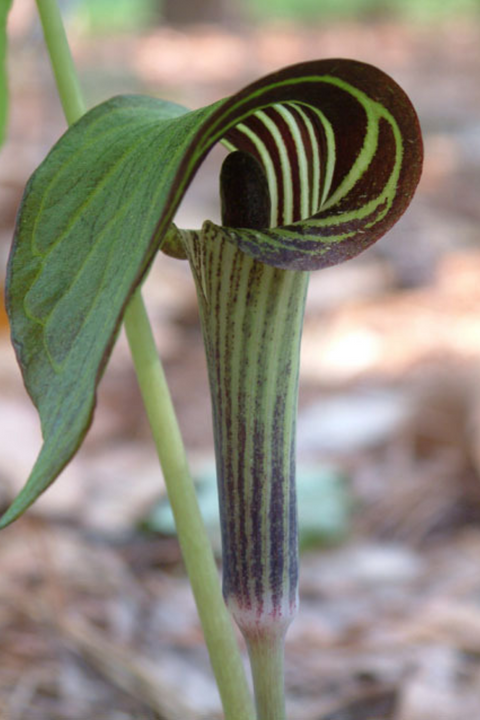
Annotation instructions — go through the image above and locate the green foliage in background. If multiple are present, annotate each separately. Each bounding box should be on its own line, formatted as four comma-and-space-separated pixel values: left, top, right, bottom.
67, 0, 480, 34
73, 0, 158, 33
73, 0, 480, 29
246, 0, 480, 21
65, 0, 480, 35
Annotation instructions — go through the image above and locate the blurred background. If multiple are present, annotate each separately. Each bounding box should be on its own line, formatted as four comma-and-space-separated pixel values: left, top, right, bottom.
1, 1, 480, 718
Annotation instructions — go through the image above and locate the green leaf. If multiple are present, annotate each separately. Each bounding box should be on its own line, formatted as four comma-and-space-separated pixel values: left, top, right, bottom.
3, 95, 199, 526
0, 0, 13, 148
2, 59, 423, 527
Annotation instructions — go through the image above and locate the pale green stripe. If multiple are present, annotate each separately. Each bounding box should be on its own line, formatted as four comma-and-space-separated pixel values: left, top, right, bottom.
255, 109, 294, 225
235, 121, 279, 226
273, 104, 310, 220
290, 103, 321, 215
320, 104, 378, 212
298, 104, 336, 208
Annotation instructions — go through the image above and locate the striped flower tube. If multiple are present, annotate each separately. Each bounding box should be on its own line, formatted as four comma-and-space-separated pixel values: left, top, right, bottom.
173, 58, 423, 718
180, 220, 308, 719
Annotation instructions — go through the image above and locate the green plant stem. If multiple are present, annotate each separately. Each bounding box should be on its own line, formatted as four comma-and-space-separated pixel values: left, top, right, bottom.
124, 293, 255, 720
247, 633, 287, 720
35, 1, 256, 717
35, 0, 85, 124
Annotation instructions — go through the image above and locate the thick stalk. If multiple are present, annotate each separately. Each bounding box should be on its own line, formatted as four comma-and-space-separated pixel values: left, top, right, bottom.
182, 223, 309, 720
247, 631, 287, 720
35, 2, 255, 717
